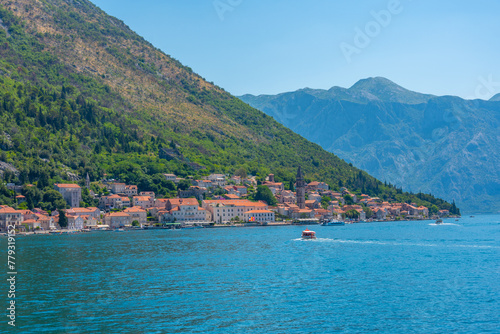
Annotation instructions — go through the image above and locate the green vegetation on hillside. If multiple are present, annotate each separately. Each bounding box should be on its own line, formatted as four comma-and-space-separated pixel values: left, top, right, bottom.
0, 1, 457, 213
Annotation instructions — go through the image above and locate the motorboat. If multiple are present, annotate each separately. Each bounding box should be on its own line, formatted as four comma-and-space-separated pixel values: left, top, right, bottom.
435, 218, 443, 224
321, 219, 345, 226
301, 228, 316, 239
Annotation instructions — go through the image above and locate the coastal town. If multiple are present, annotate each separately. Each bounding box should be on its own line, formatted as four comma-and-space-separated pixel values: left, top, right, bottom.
0, 167, 455, 234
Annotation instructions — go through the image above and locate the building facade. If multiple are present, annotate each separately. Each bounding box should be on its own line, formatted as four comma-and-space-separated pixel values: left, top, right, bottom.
54, 184, 82, 208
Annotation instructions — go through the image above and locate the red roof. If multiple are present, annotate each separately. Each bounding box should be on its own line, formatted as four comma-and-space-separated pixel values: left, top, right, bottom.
168, 198, 198, 206
106, 212, 131, 217
123, 206, 147, 213
133, 196, 152, 201
204, 199, 267, 207
55, 183, 81, 188
0, 207, 20, 213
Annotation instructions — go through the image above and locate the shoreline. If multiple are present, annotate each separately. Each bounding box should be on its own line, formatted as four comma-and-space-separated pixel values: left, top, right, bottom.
2, 217, 462, 236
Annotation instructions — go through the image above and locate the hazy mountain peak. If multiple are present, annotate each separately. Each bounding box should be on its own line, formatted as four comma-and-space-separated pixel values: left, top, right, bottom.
347, 77, 434, 104
490, 93, 500, 101
349, 76, 400, 90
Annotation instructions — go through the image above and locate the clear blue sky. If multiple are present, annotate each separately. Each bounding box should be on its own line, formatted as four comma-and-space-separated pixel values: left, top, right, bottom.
90, 0, 500, 99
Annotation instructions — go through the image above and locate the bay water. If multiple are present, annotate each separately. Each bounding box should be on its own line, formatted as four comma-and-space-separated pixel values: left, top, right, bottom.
1, 215, 499, 333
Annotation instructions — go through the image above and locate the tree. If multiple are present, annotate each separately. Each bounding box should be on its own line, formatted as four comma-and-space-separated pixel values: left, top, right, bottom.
321, 196, 331, 209
234, 167, 247, 179
22, 185, 42, 209
363, 206, 373, 219
81, 188, 96, 207
343, 194, 354, 205
59, 210, 68, 228
345, 209, 359, 219
177, 179, 191, 191
132, 220, 139, 226
37, 170, 49, 189
254, 185, 277, 206
42, 190, 67, 211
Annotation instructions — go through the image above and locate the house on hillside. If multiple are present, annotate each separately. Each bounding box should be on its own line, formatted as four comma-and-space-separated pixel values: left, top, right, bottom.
178, 186, 206, 200
133, 196, 155, 209
163, 174, 177, 183
54, 184, 82, 208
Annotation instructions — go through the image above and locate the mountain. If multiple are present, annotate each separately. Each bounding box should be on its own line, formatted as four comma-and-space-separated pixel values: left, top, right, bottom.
0, 0, 453, 212
490, 93, 500, 102
240, 78, 500, 213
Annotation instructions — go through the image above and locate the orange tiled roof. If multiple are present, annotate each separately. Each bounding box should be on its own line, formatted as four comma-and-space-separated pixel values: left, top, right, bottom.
245, 209, 274, 214
55, 183, 81, 188
106, 212, 131, 217
0, 207, 20, 213
133, 196, 152, 201
204, 199, 267, 207
123, 206, 147, 213
168, 198, 198, 206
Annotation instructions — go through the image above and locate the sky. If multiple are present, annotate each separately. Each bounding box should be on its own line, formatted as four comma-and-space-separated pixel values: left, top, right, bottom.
89, 0, 500, 99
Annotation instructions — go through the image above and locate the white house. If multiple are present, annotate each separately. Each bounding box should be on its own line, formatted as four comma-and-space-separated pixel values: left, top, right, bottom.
67, 215, 84, 230
202, 199, 268, 223
243, 209, 275, 223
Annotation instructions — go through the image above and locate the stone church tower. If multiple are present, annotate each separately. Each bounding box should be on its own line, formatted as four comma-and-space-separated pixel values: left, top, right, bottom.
296, 166, 306, 209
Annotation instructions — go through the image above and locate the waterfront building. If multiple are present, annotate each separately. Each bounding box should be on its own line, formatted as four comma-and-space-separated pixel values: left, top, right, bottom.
0, 207, 23, 232
123, 206, 148, 224
202, 199, 268, 223
104, 212, 132, 228
65, 207, 100, 219
243, 209, 275, 223
67, 215, 84, 230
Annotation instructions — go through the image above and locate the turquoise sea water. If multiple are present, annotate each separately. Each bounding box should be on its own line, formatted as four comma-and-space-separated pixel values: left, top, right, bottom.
1, 215, 499, 333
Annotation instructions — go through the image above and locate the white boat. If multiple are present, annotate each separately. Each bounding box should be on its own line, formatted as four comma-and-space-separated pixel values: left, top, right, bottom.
114, 228, 125, 232
302, 228, 316, 239
435, 219, 443, 224
321, 219, 345, 226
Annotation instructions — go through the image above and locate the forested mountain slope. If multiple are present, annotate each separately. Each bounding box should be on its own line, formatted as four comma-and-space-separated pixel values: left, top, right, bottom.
0, 0, 453, 211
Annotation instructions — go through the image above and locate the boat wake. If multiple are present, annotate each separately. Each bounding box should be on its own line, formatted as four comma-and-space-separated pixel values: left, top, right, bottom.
428, 222, 460, 226
293, 237, 334, 242
292, 238, 499, 249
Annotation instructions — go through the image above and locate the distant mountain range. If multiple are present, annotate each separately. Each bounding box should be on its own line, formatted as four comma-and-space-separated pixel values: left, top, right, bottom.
490, 93, 500, 102
240, 77, 500, 213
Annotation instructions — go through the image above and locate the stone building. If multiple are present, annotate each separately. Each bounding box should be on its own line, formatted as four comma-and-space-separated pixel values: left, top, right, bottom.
54, 184, 82, 208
